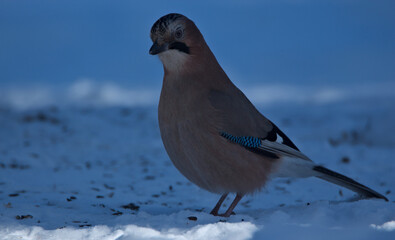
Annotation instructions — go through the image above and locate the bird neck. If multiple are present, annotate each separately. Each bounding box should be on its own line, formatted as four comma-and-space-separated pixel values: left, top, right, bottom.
163, 42, 230, 88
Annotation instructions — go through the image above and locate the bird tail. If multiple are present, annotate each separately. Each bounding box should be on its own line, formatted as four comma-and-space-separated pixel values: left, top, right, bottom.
313, 166, 388, 201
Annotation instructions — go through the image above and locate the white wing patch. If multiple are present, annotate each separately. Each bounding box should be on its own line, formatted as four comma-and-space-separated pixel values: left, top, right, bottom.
275, 133, 284, 144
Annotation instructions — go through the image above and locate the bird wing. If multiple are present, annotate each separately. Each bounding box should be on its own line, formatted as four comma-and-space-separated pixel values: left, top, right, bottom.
208, 88, 309, 160
220, 132, 311, 161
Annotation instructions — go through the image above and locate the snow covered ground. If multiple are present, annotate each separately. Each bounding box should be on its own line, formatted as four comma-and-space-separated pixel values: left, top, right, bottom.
0, 82, 394, 239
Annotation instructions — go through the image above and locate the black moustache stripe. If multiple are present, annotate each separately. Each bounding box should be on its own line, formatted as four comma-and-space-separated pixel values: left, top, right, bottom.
169, 42, 190, 54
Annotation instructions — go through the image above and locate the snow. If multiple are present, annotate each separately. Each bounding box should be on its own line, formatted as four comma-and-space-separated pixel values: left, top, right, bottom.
371, 221, 395, 232
0, 81, 394, 240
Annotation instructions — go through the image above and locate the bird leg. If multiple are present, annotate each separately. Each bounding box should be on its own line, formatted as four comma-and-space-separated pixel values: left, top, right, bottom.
217, 193, 243, 217
210, 193, 244, 217
210, 193, 228, 216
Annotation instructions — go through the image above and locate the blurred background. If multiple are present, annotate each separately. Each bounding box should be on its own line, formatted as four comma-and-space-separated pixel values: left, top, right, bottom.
0, 0, 394, 109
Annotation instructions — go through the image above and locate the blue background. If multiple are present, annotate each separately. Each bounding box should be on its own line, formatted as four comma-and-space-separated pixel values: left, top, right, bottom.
0, 0, 394, 89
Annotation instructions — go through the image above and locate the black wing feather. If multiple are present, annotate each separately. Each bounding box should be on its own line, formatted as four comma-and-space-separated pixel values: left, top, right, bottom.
268, 121, 300, 151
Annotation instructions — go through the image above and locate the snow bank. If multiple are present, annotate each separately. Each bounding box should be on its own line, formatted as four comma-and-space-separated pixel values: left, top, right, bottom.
1, 222, 257, 240
1, 79, 394, 110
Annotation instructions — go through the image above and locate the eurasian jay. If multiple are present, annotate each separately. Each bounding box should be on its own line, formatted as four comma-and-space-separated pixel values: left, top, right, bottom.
149, 13, 388, 217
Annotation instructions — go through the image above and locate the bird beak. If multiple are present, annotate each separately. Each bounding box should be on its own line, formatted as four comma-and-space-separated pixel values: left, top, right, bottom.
149, 41, 168, 55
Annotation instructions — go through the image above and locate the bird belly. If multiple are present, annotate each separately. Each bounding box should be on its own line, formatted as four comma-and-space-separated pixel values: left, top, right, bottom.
159, 120, 275, 194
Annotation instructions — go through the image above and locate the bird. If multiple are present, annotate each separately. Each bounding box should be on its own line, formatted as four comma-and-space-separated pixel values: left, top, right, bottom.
149, 13, 388, 217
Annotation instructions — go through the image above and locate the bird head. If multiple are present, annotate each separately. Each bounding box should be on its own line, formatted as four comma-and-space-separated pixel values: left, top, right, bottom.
149, 13, 205, 73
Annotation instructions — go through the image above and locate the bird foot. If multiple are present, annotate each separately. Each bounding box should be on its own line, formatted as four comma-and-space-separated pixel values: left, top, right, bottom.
210, 211, 235, 217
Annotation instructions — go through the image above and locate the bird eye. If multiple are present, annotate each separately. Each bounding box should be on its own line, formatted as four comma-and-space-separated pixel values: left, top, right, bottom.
175, 29, 183, 39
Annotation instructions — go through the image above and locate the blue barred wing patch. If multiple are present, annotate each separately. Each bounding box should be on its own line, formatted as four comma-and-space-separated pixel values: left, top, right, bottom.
220, 132, 309, 160
220, 132, 262, 148
220, 132, 280, 159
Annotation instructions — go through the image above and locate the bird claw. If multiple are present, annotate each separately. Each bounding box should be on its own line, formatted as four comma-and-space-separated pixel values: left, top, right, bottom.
210, 211, 235, 218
